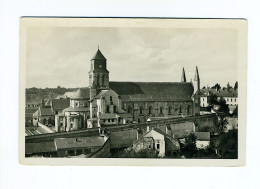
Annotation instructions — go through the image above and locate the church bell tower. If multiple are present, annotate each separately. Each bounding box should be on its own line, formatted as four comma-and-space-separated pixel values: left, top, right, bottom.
89, 48, 109, 100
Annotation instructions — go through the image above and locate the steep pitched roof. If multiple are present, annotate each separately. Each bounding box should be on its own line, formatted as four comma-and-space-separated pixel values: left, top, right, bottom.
109, 82, 193, 102
52, 99, 70, 110
92, 49, 106, 60
71, 88, 90, 99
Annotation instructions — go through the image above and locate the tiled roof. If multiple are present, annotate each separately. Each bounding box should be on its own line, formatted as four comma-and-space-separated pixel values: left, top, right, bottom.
92, 49, 106, 60
71, 88, 90, 99
39, 107, 54, 116
200, 88, 238, 98
195, 132, 210, 141
63, 91, 77, 98
54, 136, 107, 150
110, 130, 137, 149
109, 82, 193, 102
52, 99, 70, 110
95, 90, 109, 99
26, 142, 56, 154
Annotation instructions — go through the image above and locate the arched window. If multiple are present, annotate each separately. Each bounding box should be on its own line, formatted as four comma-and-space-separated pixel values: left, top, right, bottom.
168, 106, 172, 114
148, 106, 152, 115
140, 106, 143, 114
160, 107, 163, 114
179, 106, 182, 114
97, 75, 100, 86
127, 106, 132, 114
187, 105, 191, 113
102, 75, 105, 86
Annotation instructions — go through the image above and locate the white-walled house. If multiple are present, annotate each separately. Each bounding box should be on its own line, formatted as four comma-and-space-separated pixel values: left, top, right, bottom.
132, 128, 180, 157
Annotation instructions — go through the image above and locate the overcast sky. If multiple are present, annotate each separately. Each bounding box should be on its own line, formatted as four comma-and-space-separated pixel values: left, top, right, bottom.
26, 27, 238, 88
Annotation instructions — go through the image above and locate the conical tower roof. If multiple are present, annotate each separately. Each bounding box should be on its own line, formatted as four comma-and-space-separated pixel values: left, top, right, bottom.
91, 49, 106, 60
181, 67, 186, 82
194, 66, 200, 81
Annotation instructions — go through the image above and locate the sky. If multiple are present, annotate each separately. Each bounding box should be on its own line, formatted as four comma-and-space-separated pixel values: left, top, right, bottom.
26, 27, 238, 88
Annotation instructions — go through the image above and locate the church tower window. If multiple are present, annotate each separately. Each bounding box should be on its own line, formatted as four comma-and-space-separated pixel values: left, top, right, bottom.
179, 106, 182, 114
160, 107, 163, 114
148, 106, 152, 115
127, 106, 132, 114
97, 75, 100, 86
140, 106, 143, 115
168, 106, 172, 114
187, 105, 191, 113
102, 75, 105, 86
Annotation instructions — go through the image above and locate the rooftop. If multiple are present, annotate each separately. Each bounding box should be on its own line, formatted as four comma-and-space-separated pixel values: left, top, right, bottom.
109, 81, 194, 102
54, 136, 107, 150
71, 88, 90, 99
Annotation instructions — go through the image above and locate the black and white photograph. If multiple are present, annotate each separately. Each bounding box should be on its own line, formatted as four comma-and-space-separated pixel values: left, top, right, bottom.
19, 18, 247, 166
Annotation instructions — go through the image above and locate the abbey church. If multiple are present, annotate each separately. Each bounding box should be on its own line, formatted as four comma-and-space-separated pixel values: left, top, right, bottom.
54, 49, 201, 132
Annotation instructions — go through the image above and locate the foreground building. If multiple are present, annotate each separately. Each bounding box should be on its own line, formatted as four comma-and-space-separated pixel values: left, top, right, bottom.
53, 48, 202, 131
25, 135, 110, 158
133, 128, 180, 157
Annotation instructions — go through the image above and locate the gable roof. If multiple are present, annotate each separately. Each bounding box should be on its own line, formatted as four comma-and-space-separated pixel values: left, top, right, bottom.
52, 99, 70, 110
71, 88, 90, 99
109, 82, 193, 102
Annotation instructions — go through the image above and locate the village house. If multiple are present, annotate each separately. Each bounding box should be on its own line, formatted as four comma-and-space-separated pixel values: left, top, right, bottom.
200, 87, 238, 114
25, 135, 110, 158
194, 132, 211, 149
132, 128, 180, 157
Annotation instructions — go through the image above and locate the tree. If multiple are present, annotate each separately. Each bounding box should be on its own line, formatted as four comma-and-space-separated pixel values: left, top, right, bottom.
227, 82, 231, 90
211, 83, 221, 91
233, 105, 238, 117
181, 133, 198, 158
215, 129, 238, 158
217, 97, 229, 114
234, 81, 238, 90
217, 115, 228, 133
